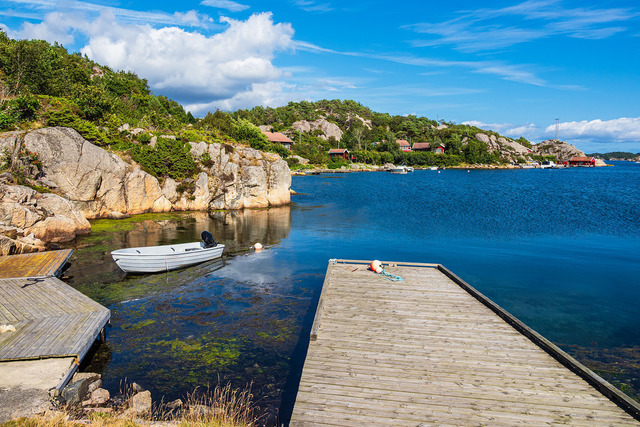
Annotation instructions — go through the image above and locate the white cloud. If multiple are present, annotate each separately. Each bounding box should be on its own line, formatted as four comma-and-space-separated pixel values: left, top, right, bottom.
3, 5, 296, 115
462, 117, 640, 148
200, 0, 250, 13
293, 1, 333, 13
7, 0, 213, 26
545, 117, 640, 143
9, 11, 79, 45
187, 81, 302, 112
407, 0, 638, 52
71, 11, 294, 114
462, 120, 541, 140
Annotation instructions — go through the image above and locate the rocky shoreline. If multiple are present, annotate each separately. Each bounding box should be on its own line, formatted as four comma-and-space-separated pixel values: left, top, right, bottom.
0, 127, 292, 255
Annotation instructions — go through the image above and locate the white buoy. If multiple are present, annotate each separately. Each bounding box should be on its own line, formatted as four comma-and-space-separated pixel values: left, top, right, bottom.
254, 242, 263, 251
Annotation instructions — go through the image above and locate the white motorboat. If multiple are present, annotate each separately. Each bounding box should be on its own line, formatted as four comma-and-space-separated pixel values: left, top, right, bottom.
389, 166, 408, 174
111, 232, 224, 274
389, 165, 413, 173
520, 162, 539, 169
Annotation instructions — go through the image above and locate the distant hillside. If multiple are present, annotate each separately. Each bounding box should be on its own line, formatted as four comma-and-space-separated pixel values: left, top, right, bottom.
588, 152, 640, 161
235, 100, 575, 167
1, 33, 583, 171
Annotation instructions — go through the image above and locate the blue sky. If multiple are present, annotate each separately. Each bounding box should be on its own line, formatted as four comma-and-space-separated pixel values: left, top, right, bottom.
1, 0, 639, 152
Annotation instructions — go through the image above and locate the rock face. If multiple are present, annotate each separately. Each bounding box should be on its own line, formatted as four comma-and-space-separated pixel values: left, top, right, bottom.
531, 139, 585, 161
474, 133, 531, 162
0, 127, 291, 247
0, 182, 89, 254
291, 118, 343, 141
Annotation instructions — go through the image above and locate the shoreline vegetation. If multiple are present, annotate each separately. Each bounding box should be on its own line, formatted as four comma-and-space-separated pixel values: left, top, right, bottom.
3, 382, 264, 427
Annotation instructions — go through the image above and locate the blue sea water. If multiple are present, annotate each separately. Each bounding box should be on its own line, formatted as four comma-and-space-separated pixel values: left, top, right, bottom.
69, 161, 640, 422
289, 163, 640, 348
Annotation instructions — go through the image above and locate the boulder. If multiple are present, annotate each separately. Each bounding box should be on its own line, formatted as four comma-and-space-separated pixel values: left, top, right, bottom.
292, 118, 343, 141
130, 390, 152, 413
61, 377, 90, 406
0, 183, 90, 244
532, 139, 585, 162
290, 155, 309, 165
89, 388, 110, 405
475, 133, 491, 144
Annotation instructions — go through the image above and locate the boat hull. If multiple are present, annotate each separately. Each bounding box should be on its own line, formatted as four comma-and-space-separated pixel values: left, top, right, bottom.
111, 242, 225, 274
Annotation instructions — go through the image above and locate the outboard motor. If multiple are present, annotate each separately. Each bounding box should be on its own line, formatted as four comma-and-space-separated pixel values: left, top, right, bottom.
201, 231, 218, 248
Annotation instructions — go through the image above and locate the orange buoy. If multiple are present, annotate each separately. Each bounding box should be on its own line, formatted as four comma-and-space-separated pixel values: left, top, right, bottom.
370, 260, 383, 273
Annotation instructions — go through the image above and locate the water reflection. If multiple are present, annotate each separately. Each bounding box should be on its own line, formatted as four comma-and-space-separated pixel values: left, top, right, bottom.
64, 207, 305, 423
65, 207, 292, 289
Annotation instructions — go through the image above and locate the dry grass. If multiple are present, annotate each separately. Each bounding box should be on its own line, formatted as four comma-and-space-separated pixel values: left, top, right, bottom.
1, 383, 263, 427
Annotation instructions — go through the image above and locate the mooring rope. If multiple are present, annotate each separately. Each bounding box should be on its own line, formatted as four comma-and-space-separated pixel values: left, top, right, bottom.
378, 266, 404, 282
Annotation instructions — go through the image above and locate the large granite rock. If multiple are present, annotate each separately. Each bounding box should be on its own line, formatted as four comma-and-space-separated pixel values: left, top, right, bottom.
0, 127, 291, 245
291, 118, 343, 141
474, 133, 532, 162
0, 182, 90, 250
531, 139, 585, 162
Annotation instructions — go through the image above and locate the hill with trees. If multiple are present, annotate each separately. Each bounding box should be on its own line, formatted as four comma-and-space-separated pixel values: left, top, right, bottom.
1, 32, 560, 177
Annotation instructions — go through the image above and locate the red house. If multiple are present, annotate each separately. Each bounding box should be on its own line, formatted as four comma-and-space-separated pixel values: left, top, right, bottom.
262, 131, 294, 149
329, 148, 350, 160
397, 140, 411, 152
569, 156, 595, 166
411, 142, 445, 154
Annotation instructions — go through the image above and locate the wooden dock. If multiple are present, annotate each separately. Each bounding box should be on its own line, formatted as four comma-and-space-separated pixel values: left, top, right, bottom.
0, 249, 73, 279
0, 250, 110, 394
291, 260, 640, 426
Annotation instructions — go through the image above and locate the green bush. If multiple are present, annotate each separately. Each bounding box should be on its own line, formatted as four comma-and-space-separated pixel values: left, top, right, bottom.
267, 142, 289, 158
12, 93, 40, 120
135, 133, 152, 143
327, 158, 349, 169
130, 137, 197, 180
0, 110, 16, 130
286, 157, 299, 167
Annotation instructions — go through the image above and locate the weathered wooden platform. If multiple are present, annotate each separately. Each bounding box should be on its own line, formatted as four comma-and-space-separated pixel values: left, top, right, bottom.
0, 250, 110, 394
0, 249, 72, 279
291, 260, 640, 426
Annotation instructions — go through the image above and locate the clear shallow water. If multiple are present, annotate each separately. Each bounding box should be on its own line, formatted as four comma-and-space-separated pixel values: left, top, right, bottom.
66, 161, 640, 422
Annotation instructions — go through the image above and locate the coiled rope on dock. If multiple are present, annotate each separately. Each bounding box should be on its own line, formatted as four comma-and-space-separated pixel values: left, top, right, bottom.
378, 266, 404, 282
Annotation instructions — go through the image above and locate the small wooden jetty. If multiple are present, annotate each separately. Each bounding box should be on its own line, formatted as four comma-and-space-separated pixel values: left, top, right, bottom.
0, 250, 110, 394
291, 260, 640, 426
0, 249, 73, 279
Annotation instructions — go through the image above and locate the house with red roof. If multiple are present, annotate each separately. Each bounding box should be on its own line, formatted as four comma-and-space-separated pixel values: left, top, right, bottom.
262, 131, 294, 150
397, 140, 411, 152
569, 156, 596, 166
411, 142, 445, 154
329, 148, 350, 160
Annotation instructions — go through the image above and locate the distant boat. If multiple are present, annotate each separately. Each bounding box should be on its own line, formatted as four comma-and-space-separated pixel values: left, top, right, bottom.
428, 166, 438, 171
389, 166, 408, 174
520, 162, 539, 169
111, 231, 224, 274
540, 161, 558, 169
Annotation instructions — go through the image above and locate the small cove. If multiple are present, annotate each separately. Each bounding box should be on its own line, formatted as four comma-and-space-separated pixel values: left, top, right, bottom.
65, 162, 640, 422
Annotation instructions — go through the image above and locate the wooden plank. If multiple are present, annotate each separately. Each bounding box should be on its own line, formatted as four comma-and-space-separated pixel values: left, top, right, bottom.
0, 275, 110, 363
290, 260, 640, 425
0, 250, 71, 278
309, 259, 335, 341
